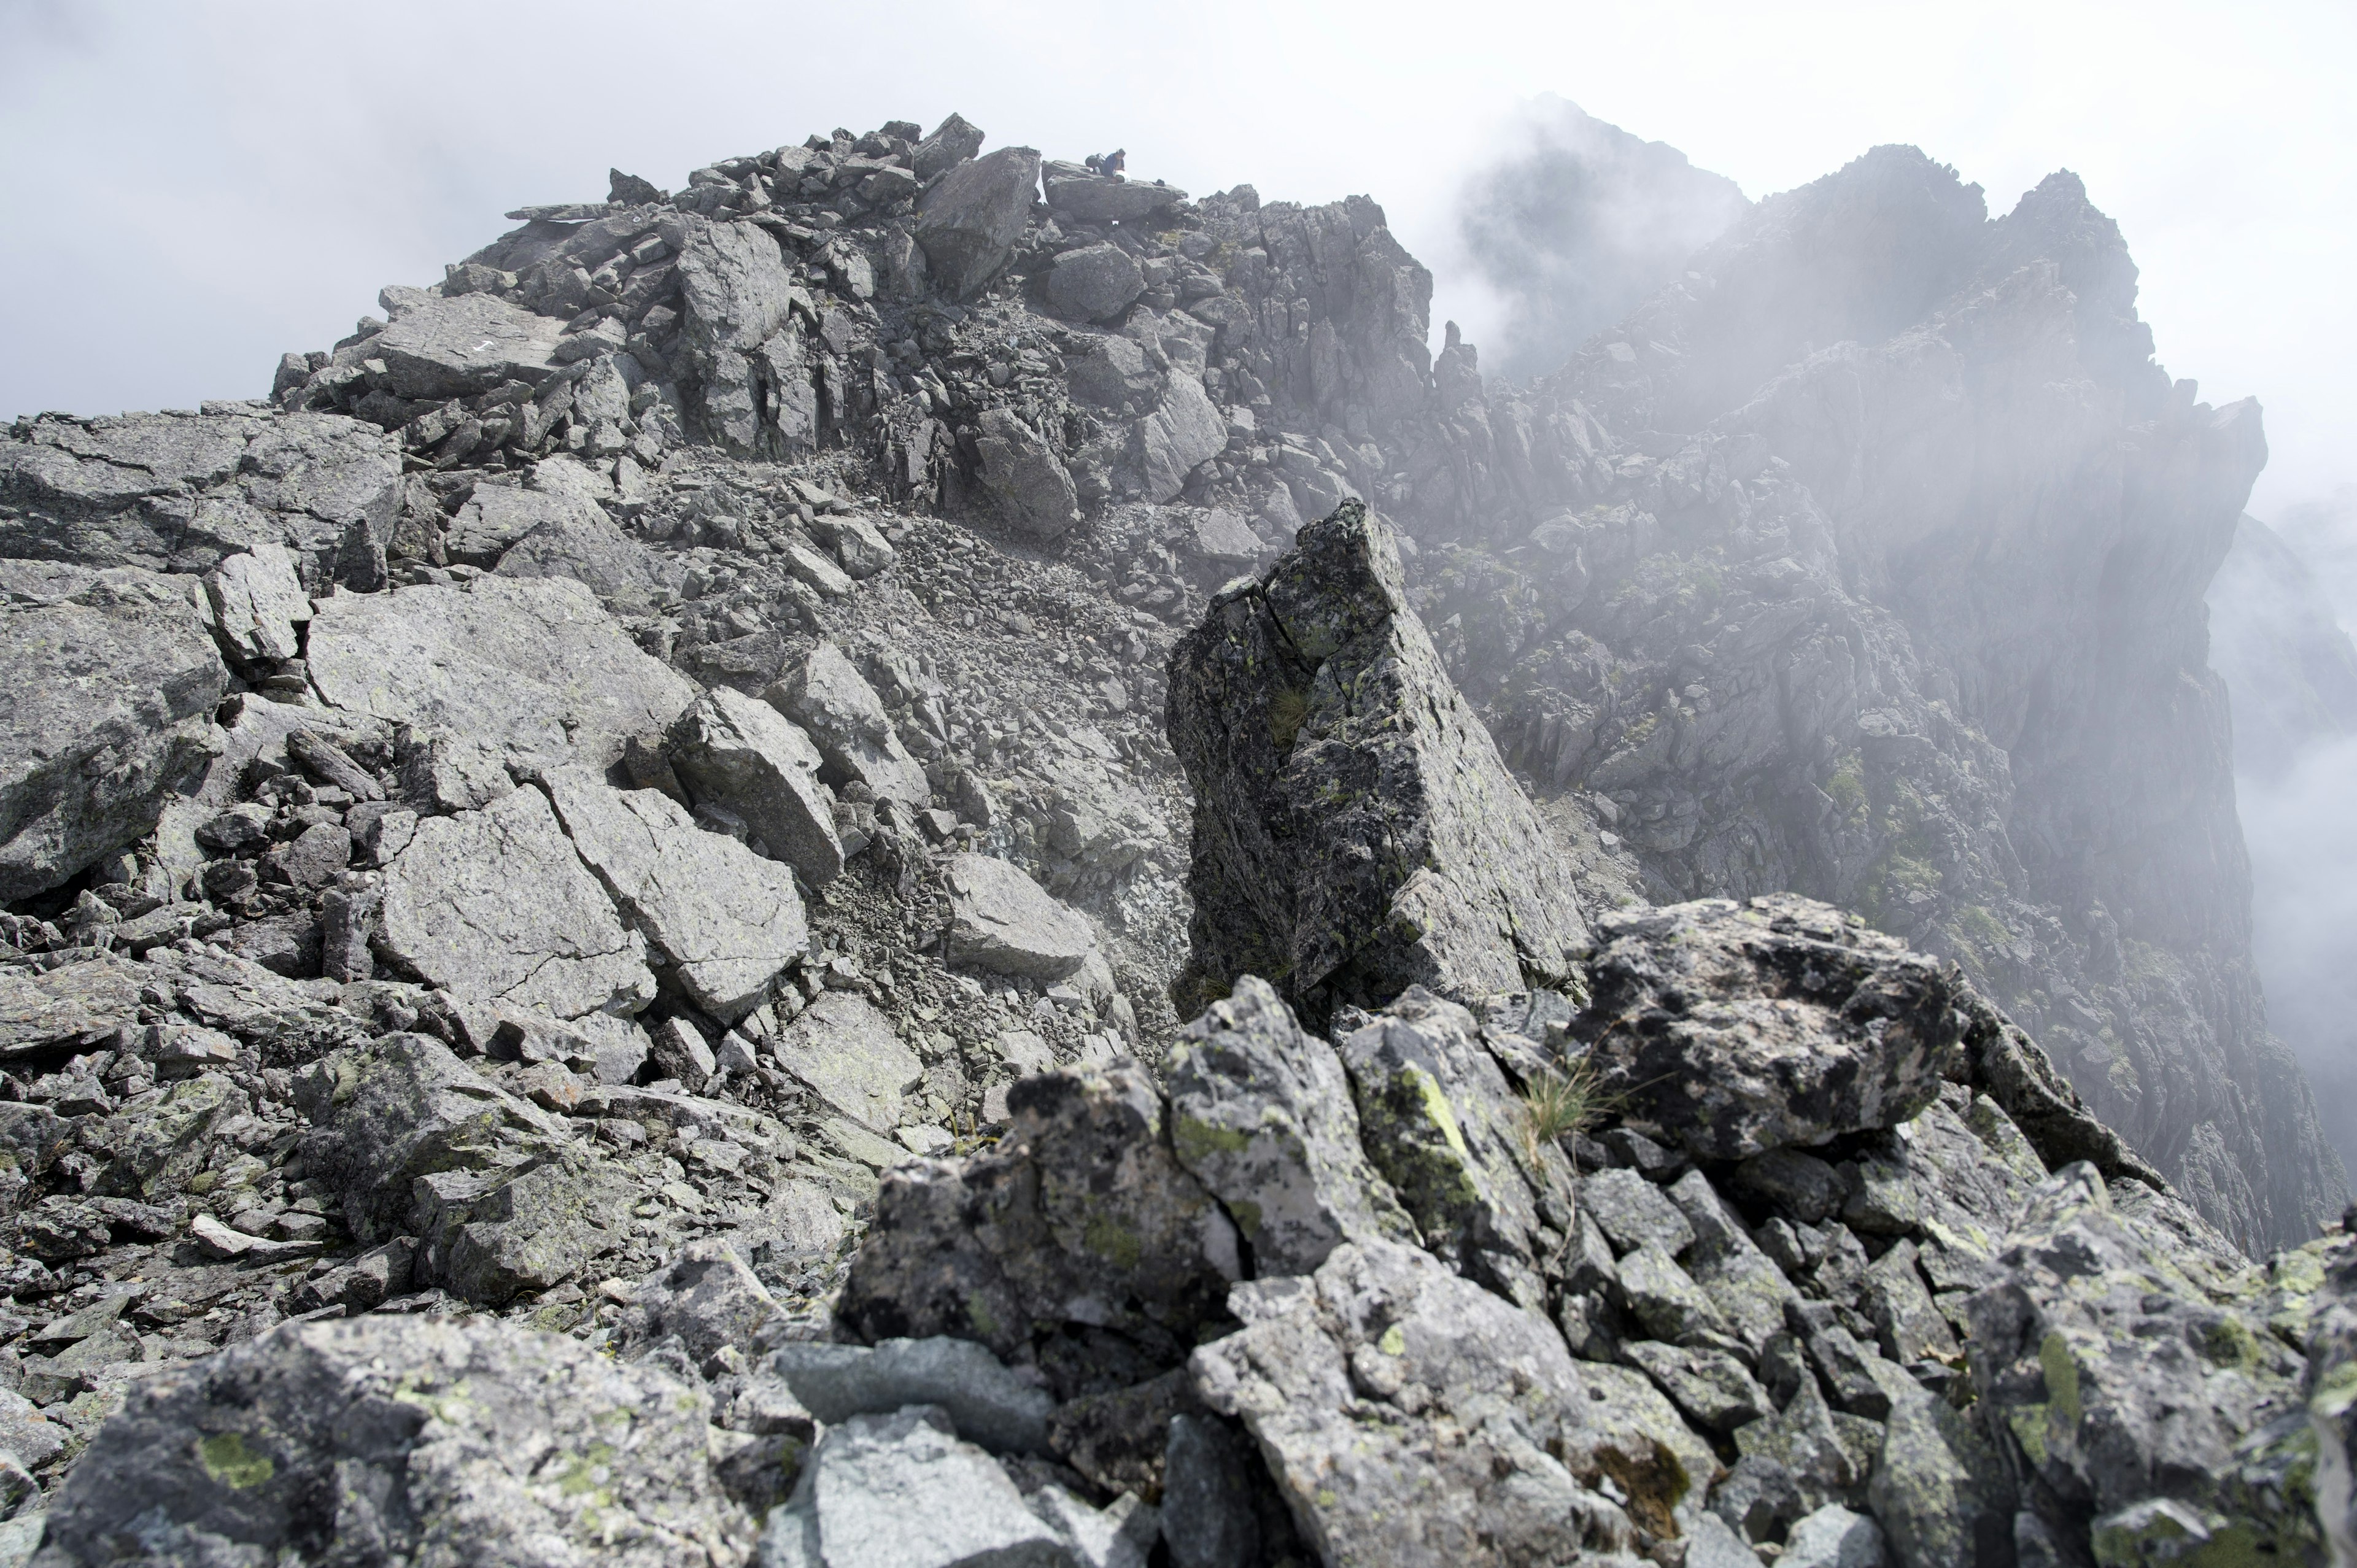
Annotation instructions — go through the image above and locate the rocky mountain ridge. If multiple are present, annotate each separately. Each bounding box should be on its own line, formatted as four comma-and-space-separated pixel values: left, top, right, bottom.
0, 110, 2348, 1565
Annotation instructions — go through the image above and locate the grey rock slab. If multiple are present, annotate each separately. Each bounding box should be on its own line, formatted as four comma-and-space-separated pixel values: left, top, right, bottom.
1167, 501, 1589, 1019
767, 641, 930, 804
1042, 169, 1189, 223
1666, 1168, 1801, 1354
975, 407, 1081, 541
764, 1405, 1070, 1568
489, 484, 676, 612
838, 1064, 1239, 1386
668, 685, 844, 886
1620, 1340, 1772, 1433
1782, 1505, 1889, 1568
308, 574, 697, 769
1687, 1511, 1769, 1568
372, 290, 570, 400
0, 952, 145, 1056
1136, 371, 1227, 504
912, 112, 986, 181
1164, 975, 1413, 1275
1186, 509, 1264, 565
377, 784, 656, 1021
1617, 1243, 1732, 1345
768, 1336, 1053, 1455
1337, 986, 1579, 1316
1189, 1237, 1669, 1564
1160, 1414, 1261, 1568
296, 1030, 634, 1304
1571, 895, 1960, 1162
675, 215, 804, 457
1043, 244, 1144, 323
772, 991, 923, 1132
620, 1237, 786, 1365
543, 765, 808, 1022
0, 560, 228, 900
916, 145, 1042, 298
1584, 1166, 1697, 1256
201, 542, 310, 663
943, 852, 1097, 982
37, 1314, 740, 1567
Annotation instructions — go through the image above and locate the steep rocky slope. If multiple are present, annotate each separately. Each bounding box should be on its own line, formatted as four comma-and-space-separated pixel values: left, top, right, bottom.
0, 109, 2349, 1562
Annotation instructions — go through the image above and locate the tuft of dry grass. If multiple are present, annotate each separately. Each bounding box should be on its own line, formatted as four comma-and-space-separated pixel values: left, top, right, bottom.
1269, 686, 1312, 752
1515, 1054, 1609, 1164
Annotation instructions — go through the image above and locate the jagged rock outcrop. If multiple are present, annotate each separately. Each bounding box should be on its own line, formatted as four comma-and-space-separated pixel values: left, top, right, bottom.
2, 102, 2351, 1566
1167, 501, 1589, 1021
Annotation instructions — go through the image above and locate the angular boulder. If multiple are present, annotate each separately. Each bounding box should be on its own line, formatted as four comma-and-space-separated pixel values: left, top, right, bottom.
974, 406, 1082, 541
1043, 166, 1190, 223
371, 291, 570, 400
767, 641, 931, 805
1571, 895, 1959, 1161
296, 1031, 633, 1303
1, 560, 228, 900
1136, 371, 1227, 503
489, 484, 675, 612
1043, 242, 1144, 322
770, 992, 923, 1133
837, 1064, 1240, 1390
1189, 1238, 1685, 1565
915, 145, 1041, 298
674, 215, 805, 457
1167, 500, 1589, 1021
541, 767, 808, 1022
943, 852, 1097, 982
1165, 976, 1415, 1276
377, 786, 656, 1022
308, 573, 697, 770
37, 1315, 742, 1566
201, 542, 310, 663
667, 685, 843, 886
912, 112, 986, 182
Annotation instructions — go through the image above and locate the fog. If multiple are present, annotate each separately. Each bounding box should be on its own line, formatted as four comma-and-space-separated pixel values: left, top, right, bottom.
1454, 96, 1748, 382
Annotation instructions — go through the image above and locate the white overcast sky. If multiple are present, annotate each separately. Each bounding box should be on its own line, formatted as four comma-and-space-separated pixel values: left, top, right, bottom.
3, 0, 2349, 516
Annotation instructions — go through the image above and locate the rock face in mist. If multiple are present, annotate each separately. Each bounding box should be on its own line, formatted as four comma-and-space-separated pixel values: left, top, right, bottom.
2, 102, 2351, 1561
2208, 512, 2357, 1192
1457, 95, 1750, 382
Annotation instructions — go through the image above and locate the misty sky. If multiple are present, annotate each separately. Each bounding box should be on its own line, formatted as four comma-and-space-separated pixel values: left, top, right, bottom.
2, 0, 2351, 517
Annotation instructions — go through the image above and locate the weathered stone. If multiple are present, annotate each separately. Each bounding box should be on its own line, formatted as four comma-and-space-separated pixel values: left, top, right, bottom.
1043, 168, 1190, 223
0, 952, 145, 1056
838, 1064, 1239, 1392
1733, 1147, 1849, 1224
620, 1238, 786, 1365
912, 112, 986, 182
309, 574, 697, 770
490, 482, 675, 611
296, 1031, 632, 1304
767, 641, 930, 805
667, 685, 844, 886
1190, 1238, 1672, 1564
915, 145, 1041, 298
1622, 1339, 1773, 1433
543, 767, 807, 1022
1044, 244, 1144, 323
1584, 1165, 1697, 1256
1164, 976, 1413, 1275
768, 1336, 1053, 1454
202, 541, 310, 663
1784, 1504, 1891, 1568
378, 786, 656, 1022
1161, 1414, 1261, 1568
1136, 372, 1228, 504
674, 215, 805, 458
1169, 501, 1589, 1020
760, 1405, 1064, 1568
974, 407, 1081, 540
1666, 1168, 1802, 1354
1, 561, 228, 899
772, 992, 923, 1132
1572, 895, 1960, 1161
1337, 987, 1578, 1315
943, 852, 1099, 983
376, 291, 569, 401
37, 1315, 743, 1567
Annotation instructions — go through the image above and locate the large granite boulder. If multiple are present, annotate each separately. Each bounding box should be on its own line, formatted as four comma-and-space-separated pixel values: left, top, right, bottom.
1041, 163, 1190, 223
767, 641, 931, 805
296, 1031, 634, 1303
1164, 976, 1415, 1276
942, 852, 1099, 983
541, 767, 808, 1023
1189, 1237, 1697, 1566
666, 686, 845, 885
1167, 500, 1590, 1022
35, 1315, 748, 1566
1, 560, 227, 899
673, 214, 805, 457
308, 573, 697, 770
837, 1064, 1240, 1394
370, 291, 570, 400
974, 407, 1082, 541
487, 482, 675, 611
201, 542, 310, 663
915, 146, 1040, 298
376, 786, 657, 1022
1043, 243, 1144, 323
1571, 895, 1960, 1161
